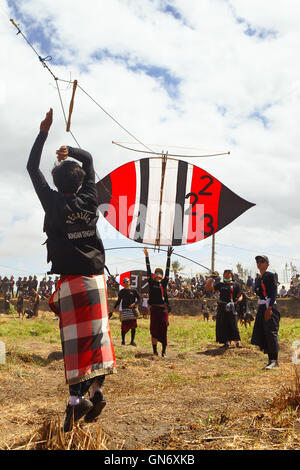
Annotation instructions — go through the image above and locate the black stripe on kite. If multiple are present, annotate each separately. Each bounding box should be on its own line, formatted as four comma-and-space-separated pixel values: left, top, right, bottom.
217, 184, 255, 232
134, 158, 149, 243
96, 174, 112, 217
172, 160, 188, 246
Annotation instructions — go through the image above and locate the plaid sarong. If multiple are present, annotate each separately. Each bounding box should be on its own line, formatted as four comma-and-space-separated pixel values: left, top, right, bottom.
49, 274, 116, 385
121, 319, 137, 333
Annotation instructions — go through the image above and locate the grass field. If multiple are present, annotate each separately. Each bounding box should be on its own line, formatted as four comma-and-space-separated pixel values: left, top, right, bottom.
0, 311, 299, 450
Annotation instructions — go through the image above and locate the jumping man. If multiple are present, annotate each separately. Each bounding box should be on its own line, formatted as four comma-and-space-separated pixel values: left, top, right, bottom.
113, 277, 140, 346
27, 109, 116, 431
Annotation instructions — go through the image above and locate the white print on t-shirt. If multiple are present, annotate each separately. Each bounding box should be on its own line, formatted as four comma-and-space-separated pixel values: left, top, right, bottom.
66, 211, 91, 225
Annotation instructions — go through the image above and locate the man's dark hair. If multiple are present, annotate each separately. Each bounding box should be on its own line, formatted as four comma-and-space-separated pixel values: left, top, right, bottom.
52, 161, 86, 193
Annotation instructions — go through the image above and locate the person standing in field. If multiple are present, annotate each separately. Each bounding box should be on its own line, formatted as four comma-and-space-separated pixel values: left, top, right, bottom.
141, 294, 149, 318
113, 277, 140, 346
207, 270, 242, 348
27, 108, 116, 431
17, 293, 24, 318
144, 247, 173, 358
251, 255, 280, 369
31, 290, 40, 317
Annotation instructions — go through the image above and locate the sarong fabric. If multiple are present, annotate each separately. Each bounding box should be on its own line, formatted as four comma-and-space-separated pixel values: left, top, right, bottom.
150, 305, 169, 345
251, 304, 280, 355
49, 274, 116, 385
121, 319, 137, 333
216, 302, 241, 344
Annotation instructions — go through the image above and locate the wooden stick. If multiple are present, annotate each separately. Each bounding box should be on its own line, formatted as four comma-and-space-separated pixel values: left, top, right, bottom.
66, 79, 78, 132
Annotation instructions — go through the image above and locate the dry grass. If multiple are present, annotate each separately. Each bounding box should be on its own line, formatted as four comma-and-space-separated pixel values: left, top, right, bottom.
0, 312, 300, 450
150, 364, 300, 450
5, 417, 109, 450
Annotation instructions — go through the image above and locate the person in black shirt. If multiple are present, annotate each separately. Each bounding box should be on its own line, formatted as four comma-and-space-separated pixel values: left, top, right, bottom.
113, 278, 140, 346
27, 110, 105, 275
17, 293, 24, 319
4, 292, 11, 314
31, 290, 40, 317
16, 277, 22, 297
251, 255, 280, 369
27, 109, 115, 431
144, 247, 173, 357
208, 269, 242, 348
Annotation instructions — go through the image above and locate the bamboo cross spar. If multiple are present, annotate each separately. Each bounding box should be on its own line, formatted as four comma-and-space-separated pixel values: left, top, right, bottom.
66, 79, 78, 132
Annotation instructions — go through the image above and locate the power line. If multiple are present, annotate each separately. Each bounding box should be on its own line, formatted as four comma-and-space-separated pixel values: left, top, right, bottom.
215, 242, 300, 263
76, 83, 154, 154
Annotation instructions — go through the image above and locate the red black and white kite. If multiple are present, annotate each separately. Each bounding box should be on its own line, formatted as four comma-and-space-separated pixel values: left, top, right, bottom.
96, 157, 255, 246
116, 270, 149, 293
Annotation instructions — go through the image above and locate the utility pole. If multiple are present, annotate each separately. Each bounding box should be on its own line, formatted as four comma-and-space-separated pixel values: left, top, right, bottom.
211, 233, 215, 272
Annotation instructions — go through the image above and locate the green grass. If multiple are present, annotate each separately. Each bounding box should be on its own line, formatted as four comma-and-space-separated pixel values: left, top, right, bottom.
0, 318, 60, 343
0, 315, 299, 356
277, 319, 300, 345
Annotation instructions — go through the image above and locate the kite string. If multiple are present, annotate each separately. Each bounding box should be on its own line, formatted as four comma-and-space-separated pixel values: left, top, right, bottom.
10, 18, 58, 81
74, 82, 154, 154
9, 19, 154, 156
55, 77, 170, 241
55, 81, 170, 241
105, 246, 212, 272
112, 141, 230, 158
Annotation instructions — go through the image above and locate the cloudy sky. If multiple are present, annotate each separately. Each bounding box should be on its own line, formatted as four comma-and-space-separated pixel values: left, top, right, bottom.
0, 0, 299, 282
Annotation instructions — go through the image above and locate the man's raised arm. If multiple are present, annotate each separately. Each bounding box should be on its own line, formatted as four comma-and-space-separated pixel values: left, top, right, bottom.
27, 108, 53, 208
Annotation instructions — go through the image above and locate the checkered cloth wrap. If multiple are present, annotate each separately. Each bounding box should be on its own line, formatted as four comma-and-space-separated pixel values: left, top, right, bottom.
49, 274, 116, 385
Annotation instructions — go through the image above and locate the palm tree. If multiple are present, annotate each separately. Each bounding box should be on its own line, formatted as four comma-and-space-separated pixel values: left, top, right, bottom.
172, 260, 185, 277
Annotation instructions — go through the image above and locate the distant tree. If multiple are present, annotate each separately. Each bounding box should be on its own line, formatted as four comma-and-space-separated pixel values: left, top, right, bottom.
172, 260, 185, 277
236, 262, 244, 280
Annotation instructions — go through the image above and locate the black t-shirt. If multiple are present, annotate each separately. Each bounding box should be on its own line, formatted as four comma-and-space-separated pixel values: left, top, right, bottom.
27, 132, 105, 275
254, 271, 277, 306
147, 277, 169, 306
145, 256, 170, 307
214, 281, 241, 303
114, 288, 140, 310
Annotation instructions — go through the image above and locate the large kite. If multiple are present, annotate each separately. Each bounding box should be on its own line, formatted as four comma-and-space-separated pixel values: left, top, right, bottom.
96, 157, 255, 247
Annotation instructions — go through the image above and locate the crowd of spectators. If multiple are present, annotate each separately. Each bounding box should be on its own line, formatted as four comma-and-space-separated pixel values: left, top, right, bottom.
167, 272, 247, 299
278, 274, 300, 298
0, 275, 62, 317
1, 270, 299, 310
0, 275, 60, 301
106, 270, 300, 301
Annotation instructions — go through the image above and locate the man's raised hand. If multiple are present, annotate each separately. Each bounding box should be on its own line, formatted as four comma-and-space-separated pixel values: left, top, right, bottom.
40, 108, 53, 133
56, 145, 69, 162
167, 246, 174, 257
